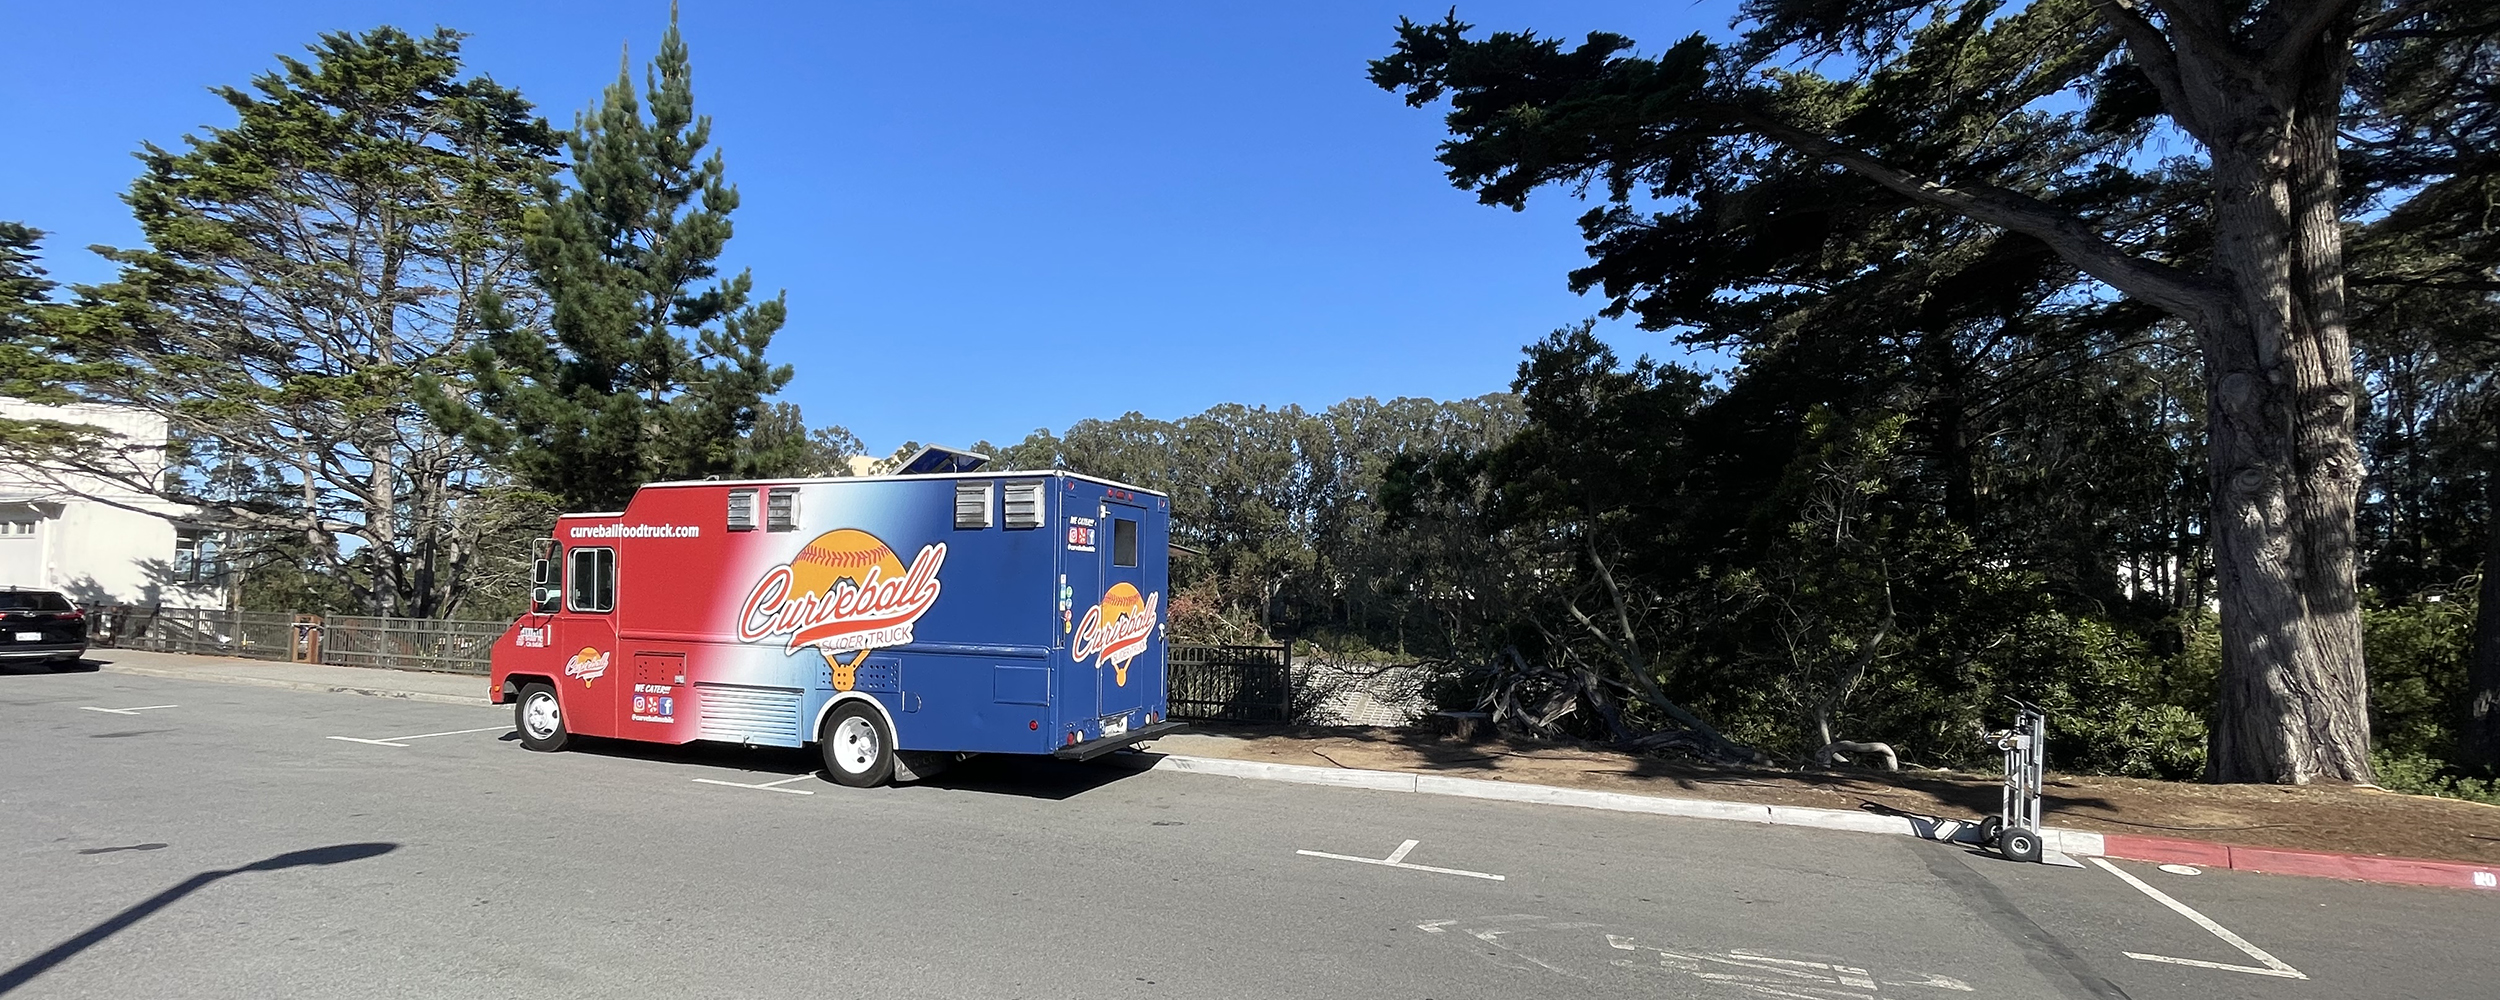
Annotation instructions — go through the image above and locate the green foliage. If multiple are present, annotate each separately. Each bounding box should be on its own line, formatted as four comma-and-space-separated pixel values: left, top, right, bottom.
445, 8, 794, 511
2370, 749, 2500, 805
58, 25, 556, 618
2364, 585, 2478, 759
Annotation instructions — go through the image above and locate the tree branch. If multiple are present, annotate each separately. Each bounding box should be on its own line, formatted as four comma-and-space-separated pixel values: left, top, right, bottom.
1728, 107, 2220, 321
2093, 0, 2194, 114
2255, 0, 2362, 79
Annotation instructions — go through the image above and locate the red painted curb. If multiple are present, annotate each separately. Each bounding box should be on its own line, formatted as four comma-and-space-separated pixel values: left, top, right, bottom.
2100, 833, 2500, 892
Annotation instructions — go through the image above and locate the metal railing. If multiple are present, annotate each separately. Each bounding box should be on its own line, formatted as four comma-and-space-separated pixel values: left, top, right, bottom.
1167, 643, 1294, 723
317, 615, 505, 673
83, 605, 503, 674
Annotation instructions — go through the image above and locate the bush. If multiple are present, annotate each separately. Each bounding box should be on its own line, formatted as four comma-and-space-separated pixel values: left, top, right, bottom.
2371, 749, 2500, 805
2362, 585, 2476, 761
1998, 612, 2207, 779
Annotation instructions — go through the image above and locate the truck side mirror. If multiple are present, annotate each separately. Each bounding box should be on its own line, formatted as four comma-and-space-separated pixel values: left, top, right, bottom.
531, 586, 556, 611
531, 558, 552, 587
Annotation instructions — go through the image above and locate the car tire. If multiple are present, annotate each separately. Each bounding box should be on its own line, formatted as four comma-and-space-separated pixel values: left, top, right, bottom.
515, 682, 571, 752
2000, 826, 2044, 864
819, 701, 895, 788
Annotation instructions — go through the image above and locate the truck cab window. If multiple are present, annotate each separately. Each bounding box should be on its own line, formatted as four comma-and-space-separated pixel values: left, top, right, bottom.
1112, 517, 1139, 567
568, 547, 616, 613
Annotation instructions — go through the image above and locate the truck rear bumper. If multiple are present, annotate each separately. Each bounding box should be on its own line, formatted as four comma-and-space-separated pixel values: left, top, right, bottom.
1053, 720, 1187, 761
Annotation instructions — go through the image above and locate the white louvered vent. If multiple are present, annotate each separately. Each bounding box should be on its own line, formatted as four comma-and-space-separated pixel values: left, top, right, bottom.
727, 489, 757, 531
955, 481, 993, 529
766, 487, 799, 532
1002, 481, 1046, 529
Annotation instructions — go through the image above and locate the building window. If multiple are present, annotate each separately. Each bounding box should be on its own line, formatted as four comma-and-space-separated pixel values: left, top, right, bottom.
173, 529, 224, 584
0, 519, 34, 537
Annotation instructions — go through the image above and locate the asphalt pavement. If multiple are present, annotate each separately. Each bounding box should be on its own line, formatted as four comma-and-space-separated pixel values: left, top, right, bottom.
4, 657, 2495, 999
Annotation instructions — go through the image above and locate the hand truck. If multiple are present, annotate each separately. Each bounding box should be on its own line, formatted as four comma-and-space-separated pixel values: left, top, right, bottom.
1978, 698, 2047, 863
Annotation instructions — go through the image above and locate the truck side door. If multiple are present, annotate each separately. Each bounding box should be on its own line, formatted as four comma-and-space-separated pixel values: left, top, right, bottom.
555, 544, 620, 737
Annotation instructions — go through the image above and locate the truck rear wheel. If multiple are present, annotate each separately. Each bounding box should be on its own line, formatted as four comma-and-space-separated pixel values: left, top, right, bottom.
819, 702, 894, 787
516, 682, 570, 752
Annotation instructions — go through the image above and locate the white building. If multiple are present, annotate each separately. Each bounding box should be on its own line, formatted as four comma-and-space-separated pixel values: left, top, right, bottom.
0, 399, 227, 610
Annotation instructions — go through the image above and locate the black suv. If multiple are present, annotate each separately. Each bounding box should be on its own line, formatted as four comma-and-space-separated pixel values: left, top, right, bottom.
0, 589, 89, 667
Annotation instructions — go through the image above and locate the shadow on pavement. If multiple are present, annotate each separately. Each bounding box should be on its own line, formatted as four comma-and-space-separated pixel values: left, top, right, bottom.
910, 751, 1156, 801
555, 736, 1153, 801
0, 842, 399, 996
0, 658, 99, 676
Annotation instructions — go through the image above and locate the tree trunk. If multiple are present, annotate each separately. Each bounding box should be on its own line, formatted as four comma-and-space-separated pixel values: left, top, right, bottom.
2466, 463, 2500, 768
2198, 20, 2373, 784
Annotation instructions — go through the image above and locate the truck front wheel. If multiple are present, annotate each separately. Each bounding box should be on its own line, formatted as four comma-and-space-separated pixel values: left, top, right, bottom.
516, 682, 570, 752
819, 702, 895, 787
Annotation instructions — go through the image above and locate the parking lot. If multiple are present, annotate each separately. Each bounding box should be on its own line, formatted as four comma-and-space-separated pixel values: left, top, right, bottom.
6, 661, 2496, 999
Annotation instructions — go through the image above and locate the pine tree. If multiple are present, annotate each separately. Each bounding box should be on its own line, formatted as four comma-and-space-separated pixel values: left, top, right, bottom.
445, 5, 793, 511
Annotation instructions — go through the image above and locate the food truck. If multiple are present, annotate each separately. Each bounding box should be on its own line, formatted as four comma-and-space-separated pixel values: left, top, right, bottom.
488, 447, 1180, 786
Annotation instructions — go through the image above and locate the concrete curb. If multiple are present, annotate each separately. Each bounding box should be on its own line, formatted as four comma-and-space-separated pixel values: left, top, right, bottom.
99, 663, 490, 708
1148, 753, 2106, 857
2099, 833, 2500, 893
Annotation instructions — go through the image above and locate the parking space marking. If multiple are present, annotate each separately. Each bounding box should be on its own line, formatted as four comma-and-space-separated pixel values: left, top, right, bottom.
325, 725, 509, 749
1299, 838, 1506, 880
2089, 857, 2306, 979
691, 774, 819, 795
80, 705, 178, 715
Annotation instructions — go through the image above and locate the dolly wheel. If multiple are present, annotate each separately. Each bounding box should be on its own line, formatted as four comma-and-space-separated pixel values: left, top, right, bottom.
1976, 815, 2003, 847
2000, 826, 2044, 864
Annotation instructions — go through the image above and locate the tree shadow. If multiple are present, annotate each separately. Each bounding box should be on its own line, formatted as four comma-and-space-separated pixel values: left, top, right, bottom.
0, 842, 397, 996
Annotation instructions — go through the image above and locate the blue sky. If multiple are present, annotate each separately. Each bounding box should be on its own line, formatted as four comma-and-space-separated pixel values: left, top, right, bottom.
1, 1, 1735, 455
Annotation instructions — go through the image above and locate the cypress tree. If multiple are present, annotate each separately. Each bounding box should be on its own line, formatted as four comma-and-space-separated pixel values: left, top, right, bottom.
446, 5, 796, 510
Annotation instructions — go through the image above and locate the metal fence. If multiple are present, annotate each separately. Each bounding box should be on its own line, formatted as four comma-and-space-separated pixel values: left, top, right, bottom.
88, 607, 1425, 709
86, 605, 503, 674
319, 616, 505, 673
1168, 643, 1293, 723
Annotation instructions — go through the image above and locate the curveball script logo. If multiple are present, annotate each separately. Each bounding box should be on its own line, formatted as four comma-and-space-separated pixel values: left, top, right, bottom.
738, 529, 945, 690
563, 646, 611, 687
1072, 583, 1159, 685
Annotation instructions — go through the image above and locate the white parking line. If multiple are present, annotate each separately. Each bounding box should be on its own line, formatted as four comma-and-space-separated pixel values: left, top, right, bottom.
691, 774, 820, 795
2089, 857, 2306, 979
81, 705, 178, 715
325, 725, 509, 749
1298, 839, 1506, 881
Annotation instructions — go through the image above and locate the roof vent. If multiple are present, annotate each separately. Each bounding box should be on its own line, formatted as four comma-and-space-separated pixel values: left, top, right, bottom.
955, 481, 994, 529
765, 487, 799, 532
896, 444, 990, 475
1002, 481, 1045, 529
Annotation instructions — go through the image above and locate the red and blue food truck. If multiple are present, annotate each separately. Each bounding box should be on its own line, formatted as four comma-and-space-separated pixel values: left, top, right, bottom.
488, 449, 1180, 786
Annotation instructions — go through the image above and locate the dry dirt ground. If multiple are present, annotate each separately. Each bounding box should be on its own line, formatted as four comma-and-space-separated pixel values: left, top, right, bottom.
1163, 724, 2500, 865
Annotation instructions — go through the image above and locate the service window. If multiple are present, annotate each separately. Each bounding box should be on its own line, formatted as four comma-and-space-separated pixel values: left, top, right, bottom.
568, 547, 616, 613
1112, 517, 1139, 567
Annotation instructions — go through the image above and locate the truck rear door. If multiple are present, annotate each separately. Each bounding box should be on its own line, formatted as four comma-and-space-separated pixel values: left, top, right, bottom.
1093, 499, 1155, 734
